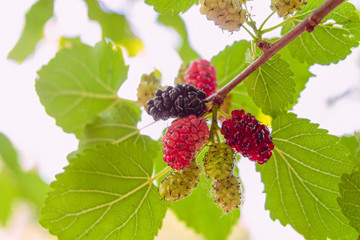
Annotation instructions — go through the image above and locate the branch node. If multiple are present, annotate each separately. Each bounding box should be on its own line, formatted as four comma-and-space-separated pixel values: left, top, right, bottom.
305, 19, 317, 32
256, 41, 272, 51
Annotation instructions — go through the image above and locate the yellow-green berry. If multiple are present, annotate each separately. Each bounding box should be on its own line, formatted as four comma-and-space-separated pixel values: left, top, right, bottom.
159, 160, 202, 201
213, 174, 244, 212
137, 71, 162, 109
203, 143, 235, 180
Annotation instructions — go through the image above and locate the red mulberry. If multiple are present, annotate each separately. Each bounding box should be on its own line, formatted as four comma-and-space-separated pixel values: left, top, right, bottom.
184, 59, 217, 97
162, 115, 210, 170
221, 109, 274, 164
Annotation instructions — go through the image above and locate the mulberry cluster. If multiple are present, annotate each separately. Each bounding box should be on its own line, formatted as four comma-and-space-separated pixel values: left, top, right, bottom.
184, 59, 217, 97
137, 71, 162, 109
159, 160, 202, 201
199, 0, 247, 32
271, 0, 307, 18
221, 110, 274, 164
213, 174, 244, 213
147, 84, 206, 121
162, 115, 209, 170
203, 143, 235, 180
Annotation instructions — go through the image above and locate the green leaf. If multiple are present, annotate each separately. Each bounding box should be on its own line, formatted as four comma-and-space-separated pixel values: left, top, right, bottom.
158, 14, 199, 63
340, 133, 360, 167
85, 0, 143, 56
338, 171, 360, 233
78, 101, 151, 150
245, 55, 295, 117
257, 112, 357, 240
40, 142, 166, 239
0, 172, 16, 226
277, 47, 314, 111
282, 1, 360, 65
145, 0, 197, 14
36, 41, 128, 138
8, 0, 53, 63
0, 132, 21, 173
171, 174, 240, 240
211, 41, 260, 116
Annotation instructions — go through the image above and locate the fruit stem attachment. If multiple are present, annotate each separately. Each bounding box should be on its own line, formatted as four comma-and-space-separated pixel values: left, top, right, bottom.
219, 108, 231, 119
242, 25, 257, 40
258, 11, 276, 32
207, 0, 345, 106
209, 105, 221, 142
151, 166, 171, 182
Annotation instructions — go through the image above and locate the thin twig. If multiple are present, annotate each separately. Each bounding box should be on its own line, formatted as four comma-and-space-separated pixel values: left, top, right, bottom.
207, 0, 345, 106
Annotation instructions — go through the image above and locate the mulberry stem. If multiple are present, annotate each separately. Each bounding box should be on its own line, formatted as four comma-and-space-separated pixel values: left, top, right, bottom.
151, 166, 171, 182
258, 12, 276, 32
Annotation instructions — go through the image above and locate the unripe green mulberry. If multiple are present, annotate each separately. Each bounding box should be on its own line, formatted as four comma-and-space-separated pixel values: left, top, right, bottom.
159, 160, 201, 201
203, 143, 235, 180
137, 71, 162, 109
271, 0, 307, 18
213, 174, 244, 212
199, 0, 247, 32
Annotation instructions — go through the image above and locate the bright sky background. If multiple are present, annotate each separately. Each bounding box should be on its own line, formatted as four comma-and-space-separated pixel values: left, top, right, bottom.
0, 0, 360, 239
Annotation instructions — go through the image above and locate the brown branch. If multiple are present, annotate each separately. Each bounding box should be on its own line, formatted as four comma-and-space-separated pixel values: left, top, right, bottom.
208, 0, 345, 106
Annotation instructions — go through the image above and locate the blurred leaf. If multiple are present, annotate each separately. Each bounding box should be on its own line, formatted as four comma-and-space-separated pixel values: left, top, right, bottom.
40, 142, 166, 239
17, 170, 50, 213
59, 37, 83, 50
0, 132, 21, 173
0, 132, 49, 223
8, 0, 53, 63
36, 41, 128, 138
0, 172, 16, 226
282, 1, 360, 65
257, 112, 357, 239
245, 55, 295, 117
85, 0, 143, 56
158, 14, 199, 63
211, 41, 260, 117
338, 170, 360, 233
145, 0, 197, 14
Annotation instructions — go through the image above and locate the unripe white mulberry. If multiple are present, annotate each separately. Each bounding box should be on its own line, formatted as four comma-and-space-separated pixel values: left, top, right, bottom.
271, 0, 307, 18
200, 0, 247, 32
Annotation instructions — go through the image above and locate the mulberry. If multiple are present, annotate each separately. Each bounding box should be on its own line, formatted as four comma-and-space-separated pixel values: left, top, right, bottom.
162, 115, 209, 170
147, 84, 207, 121
203, 143, 235, 180
213, 174, 244, 212
271, 0, 307, 18
184, 59, 217, 97
137, 71, 162, 109
221, 109, 274, 164
199, 0, 247, 32
159, 160, 202, 201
